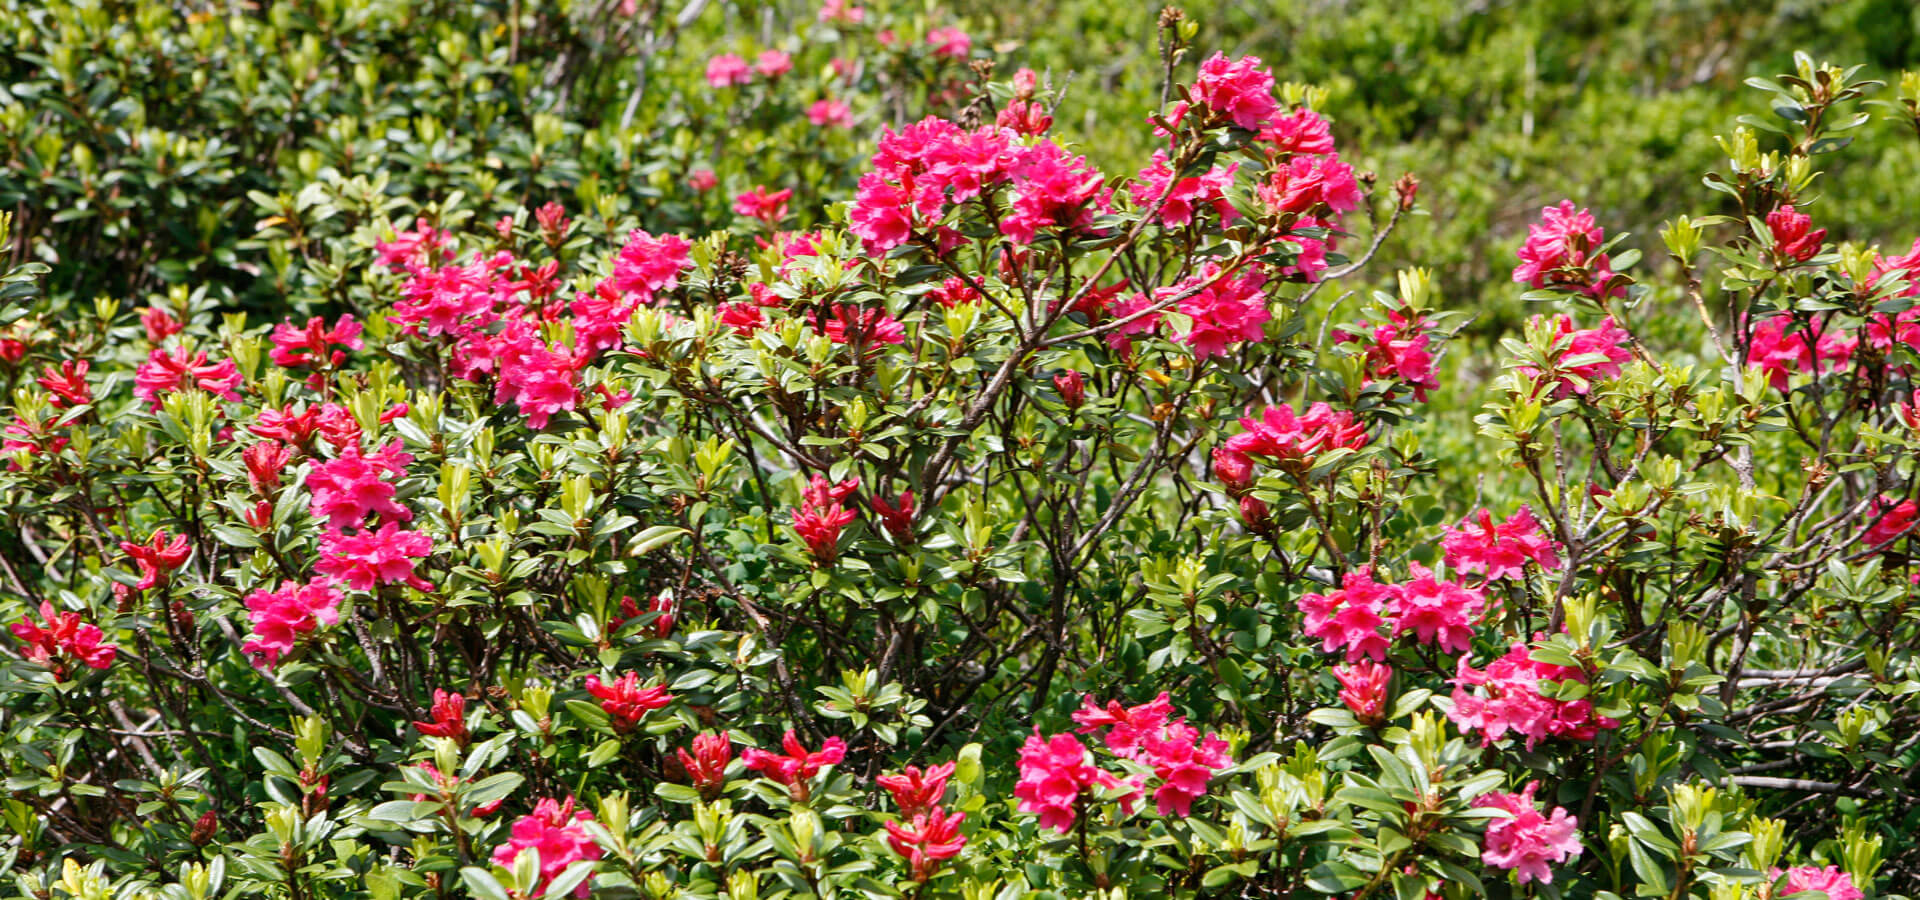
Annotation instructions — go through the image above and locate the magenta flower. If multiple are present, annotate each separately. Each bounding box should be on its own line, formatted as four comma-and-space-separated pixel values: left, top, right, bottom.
1749, 313, 1856, 392
1190, 53, 1278, 130
1012, 731, 1137, 832
876, 761, 954, 818
1861, 494, 1919, 548
1335, 308, 1439, 401
1512, 200, 1624, 299
1334, 660, 1391, 724
1223, 402, 1369, 473
925, 26, 971, 59
676, 732, 734, 799
10, 601, 117, 678
134, 346, 243, 410
753, 49, 792, 79
1259, 108, 1336, 155
741, 730, 846, 795
1774, 865, 1865, 900
807, 98, 852, 129
305, 441, 415, 531
1131, 150, 1239, 228
1767, 205, 1826, 262
270, 315, 363, 369
315, 522, 434, 592
1449, 641, 1618, 749
1000, 141, 1111, 246
1170, 264, 1271, 359
1474, 782, 1582, 885
1258, 152, 1360, 216
885, 807, 967, 882
490, 797, 604, 898
732, 185, 793, 225
608, 229, 693, 302
705, 53, 752, 88
1388, 564, 1486, 654
1298, 567, 1396, 663
1441, 506, 1561, 581
120, 528, 191, 591
241, 576, 344, 668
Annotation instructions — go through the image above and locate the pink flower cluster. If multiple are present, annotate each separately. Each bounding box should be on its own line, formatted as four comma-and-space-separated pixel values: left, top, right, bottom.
1516, 314, 1634, 397
878, 762, 964, 881
1130, 150, 1238, 229
270, 315, 363, 372
1335, 307, 1440, 401
316, 522, 434, 592
741, 730, 846, 801
241, 577, 344, 668
1441, 507, 1561, 581
133, 346, 242, 411
1512, 200, 1626, 299
1449, 640, 1618, 749
1069, 692, 1234, 819
676, 732, 733, 798
1862, 494, 1919, 548
1164, 264, 1271, 359
490, 797, 604, 899
1298, 564, 1488, 662
848, 117, 1111, 255
121, 528, 190, 590
583, 671, 672, 733
10, 602, 117, 678
1767, 206, 1826, 263
792, 475, 860, 562
1219, 402, 1369, 477
1749, 313, 1855, 392
1774, 865, 1865, 900
1013, 731, 1139, 832
1474, 782, 1583, 885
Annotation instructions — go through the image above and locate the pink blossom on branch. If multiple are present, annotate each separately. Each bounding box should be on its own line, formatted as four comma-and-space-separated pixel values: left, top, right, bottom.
241, 576, 344, 668
1223, 402, 1370, 473
1189, 52, 1279, 130
705, 54, 753, 88
1298, 567, 1396, 663
315, 522, 434, 592
741, 730, 846, 796
1012, 731, 1138, 832
584, 672, 672, 732
1515, 314, 1635, 397
1171, 264, 1271, 359
877, 761, 954, 818
1441, 506, 1561, 581
676, 732, 733, 798
10, 602, 117, 677
414, 689, 469, 743
490, 797, 604, 899
1474, 781, 1583, 885
1448, 641, 1618, 749
1512, 200, 1625, 299
733, 185, 793, 225
1773, 866, 1865, 900
885, 807, 967, 882
120, 528, 191, 590
134, 346, 243, 410
1767, 205, 1826, 262
1748, 313, 1855, 391
1334, 660, 1392, 724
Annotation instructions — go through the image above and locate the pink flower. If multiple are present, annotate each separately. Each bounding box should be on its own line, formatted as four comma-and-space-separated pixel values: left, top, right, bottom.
1513, 314, 1635, 397
1013, 731, 1137, 832
1862, 494, 1918, 548
584, 672, 672, 732
792, 474, 860, 561
741, 730, 846, 795
1212, 448, 1256, 494
609, 229, 694, 302
1000, 141, 1111, 245
10, 602, 117, 677
807, 99, 852, 129
821, 304, 906, 346
1298, 568, 1396, 662
1513, 200, 1624, 299
733, 185, 793, 225
390, 253, 514, 339
1131, 150, 1239, 228
1073, 692, 1175, 758
1258, 152, 1360, 216
705, 54, 753, 88
37, 360, 92, 408
1172, 264, 1270, 359
120, 529, 191, 591
877, 762, 954, 818
1767, 205, 1826, 262
1139, 725, 1231, 817
869, 491, 916, 542
925, 26, 971, 59
315, 522, 434, 592
1474, 782, 1582, 885
1334, 661, 1391, 724
1388, 564, 1486, 654
494, 340, 581, 429
885, 807, 967, 882
1749, 313, 1856, 391
241, 577, 344, 668
1259, 108, 1336, 155
244, 440, 292, 494
134, 346, 243, 410
754, 49, 792, 79
305, 441, 415, 531
270, 315, 363, 369
1223, 402, 1369, 472
490, 797, 604, 899
1441, 507, 1561, 581
817, 0, 865, 23
1449, 641, 1617, 749
375, 217, 450, 270
676, 733, 734, 799
688, 169, 718, 192
414, 689, 469, 743
1774, 866, 1865, 900
1335, 308, 1439, 401
1190, 53, 1278, 130
1868, 237, 1920, 297
2, 415, 67, 463
142, 306, 184, 343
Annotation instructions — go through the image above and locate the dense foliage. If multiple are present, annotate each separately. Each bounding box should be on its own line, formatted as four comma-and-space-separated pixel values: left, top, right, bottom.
3, 2, 1920, 900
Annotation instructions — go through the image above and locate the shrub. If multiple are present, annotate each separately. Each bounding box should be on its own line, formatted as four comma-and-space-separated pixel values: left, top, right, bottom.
1, 12, 1917, 900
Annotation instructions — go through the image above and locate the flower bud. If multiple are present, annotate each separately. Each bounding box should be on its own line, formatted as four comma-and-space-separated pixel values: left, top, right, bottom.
1213, 448, 1256, 494
1054, 370, 1085, 409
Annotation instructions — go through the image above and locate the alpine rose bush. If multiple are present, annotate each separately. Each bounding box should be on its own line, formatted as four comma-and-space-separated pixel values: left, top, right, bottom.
0, 15, 1912, 900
